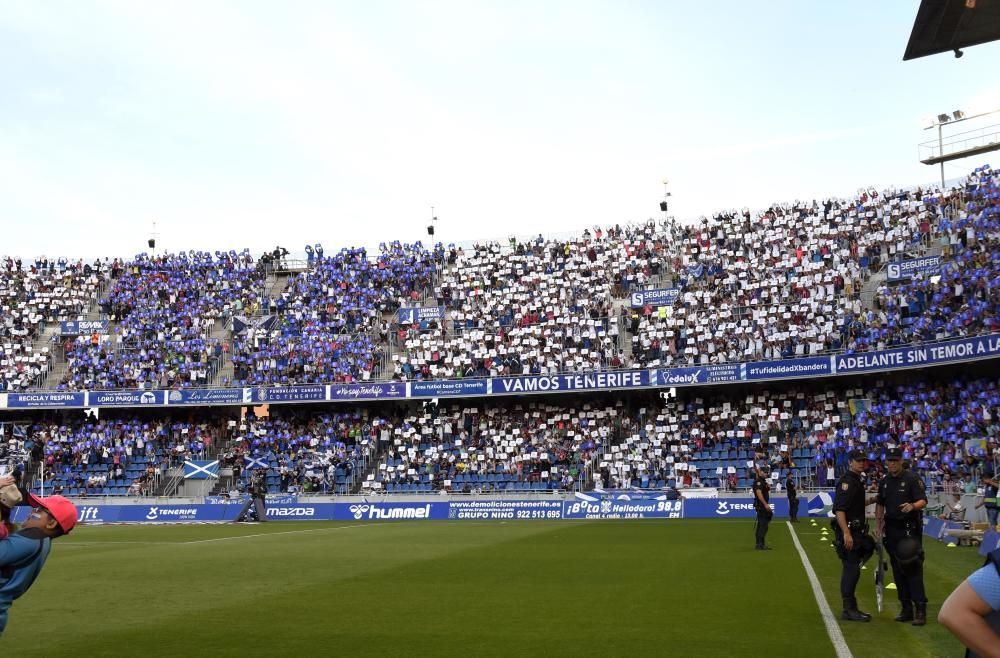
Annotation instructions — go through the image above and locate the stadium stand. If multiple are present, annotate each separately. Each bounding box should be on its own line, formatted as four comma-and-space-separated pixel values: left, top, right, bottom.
0, 164, 996, 504
231, 242, 441, 385
392, 225, 665, 379
1, 257, 111, 391
362, 400, 605, 493
597, 375, 997, 494
29, 417, 217, 496
870, 168, 999, 343
2, 164, 991, 391
626, 186, 958, 367
59, 250, 263, 390
221, 409, 372, 494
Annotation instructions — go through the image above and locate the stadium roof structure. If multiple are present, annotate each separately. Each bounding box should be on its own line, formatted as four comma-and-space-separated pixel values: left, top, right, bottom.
903, 0, 1000, 60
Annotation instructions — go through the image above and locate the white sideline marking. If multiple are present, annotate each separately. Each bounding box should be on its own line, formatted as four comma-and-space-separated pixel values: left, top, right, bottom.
183, 523, 365, 544
787, 521, 852, 658
62, 541, 173, 546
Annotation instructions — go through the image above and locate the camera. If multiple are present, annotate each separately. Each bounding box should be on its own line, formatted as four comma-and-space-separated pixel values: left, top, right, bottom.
249, 469, 268, 496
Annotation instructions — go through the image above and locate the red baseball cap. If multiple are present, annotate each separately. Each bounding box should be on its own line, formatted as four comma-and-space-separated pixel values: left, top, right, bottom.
26, 493, 77, 535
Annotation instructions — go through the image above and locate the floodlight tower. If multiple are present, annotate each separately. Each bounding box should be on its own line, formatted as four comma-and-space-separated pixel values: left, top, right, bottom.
920, 108, 1000, 189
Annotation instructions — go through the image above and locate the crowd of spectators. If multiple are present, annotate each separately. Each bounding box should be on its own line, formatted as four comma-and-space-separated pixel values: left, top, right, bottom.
363, 401, 610, 493
230, 242, 442, 386
0, 422, 37, 480
871, 166, 999, 343
1, 257, 111, 391
25, 416, 219, 495
582, 373, 997, 495
626, 186, 959, 367
820, 376, 998, 492
0, 368, 993, 498
220, 409, 372, 494
387, 165, 997, 380
0, 166, 994, 394
59, 250, 263, 390
596, 390, 832, 490
391, 229, 647, 379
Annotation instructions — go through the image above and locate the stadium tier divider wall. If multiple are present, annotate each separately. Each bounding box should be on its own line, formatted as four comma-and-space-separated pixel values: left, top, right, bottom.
2, 333, 998, 410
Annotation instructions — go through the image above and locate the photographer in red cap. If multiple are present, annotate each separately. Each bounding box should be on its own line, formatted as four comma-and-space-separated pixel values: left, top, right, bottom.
0, 474, 77, 637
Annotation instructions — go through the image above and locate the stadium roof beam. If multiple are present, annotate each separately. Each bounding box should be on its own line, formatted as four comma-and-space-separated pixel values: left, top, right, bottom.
903, 0, 1000, 60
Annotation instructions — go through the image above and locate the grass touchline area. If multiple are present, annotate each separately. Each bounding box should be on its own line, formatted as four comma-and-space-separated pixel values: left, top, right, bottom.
0, 520, 983, 657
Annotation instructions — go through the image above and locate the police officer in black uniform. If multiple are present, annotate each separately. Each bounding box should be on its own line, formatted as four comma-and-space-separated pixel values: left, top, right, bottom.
876, 447, 928, 625
833, 449, 876, 621
752, 465, 773, 550
786, 472, 799, 523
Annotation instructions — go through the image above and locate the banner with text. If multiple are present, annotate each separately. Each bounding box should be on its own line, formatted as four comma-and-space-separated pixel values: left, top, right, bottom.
630, 288, 680, 309
10, 496, 791, 524
329, 382, 406, 401
397, 306, 446, 324
493, 371, 648, 396
3, 334, 998, 409
90, 390, 166, 407
60, 320, 109, 335
834, 334, 1000, 374
252, 386, 326, 404
887, 256, 941, 282
411, 380, 488, 398
167, 388, 251, 406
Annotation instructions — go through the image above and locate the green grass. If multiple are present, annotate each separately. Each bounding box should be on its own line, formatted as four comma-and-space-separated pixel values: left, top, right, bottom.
795, 519, 984, 658
1, 520, 982, 656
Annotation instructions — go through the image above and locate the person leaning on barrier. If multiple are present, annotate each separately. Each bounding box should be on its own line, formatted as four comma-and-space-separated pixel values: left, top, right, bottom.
875, 447, 929, 626
938, 546, 1000, 658
832, 449, 877, 622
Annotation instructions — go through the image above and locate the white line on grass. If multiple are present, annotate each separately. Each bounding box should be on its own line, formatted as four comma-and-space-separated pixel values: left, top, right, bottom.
182, 523, 366, 545
61, 541, 175, 546
787, 521, 852, 658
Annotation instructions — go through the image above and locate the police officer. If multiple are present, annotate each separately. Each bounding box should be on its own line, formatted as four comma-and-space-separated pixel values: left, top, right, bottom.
753, 465, 773, 550
833, 449, 876, 621
876, 447, 929, 625
786, 472, 799, 523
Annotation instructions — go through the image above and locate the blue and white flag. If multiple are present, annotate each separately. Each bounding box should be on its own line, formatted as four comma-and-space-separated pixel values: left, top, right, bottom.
244, 455, 269, 470
183, 460, 220, 479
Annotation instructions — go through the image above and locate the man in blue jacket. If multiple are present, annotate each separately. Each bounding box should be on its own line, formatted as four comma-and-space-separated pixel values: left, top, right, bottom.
0, 474, 77, 637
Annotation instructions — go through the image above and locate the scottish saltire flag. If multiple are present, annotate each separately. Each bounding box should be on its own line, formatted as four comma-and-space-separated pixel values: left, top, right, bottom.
244, 455, 269, 470
12, 423, 28, 439
183, 460, 220, 479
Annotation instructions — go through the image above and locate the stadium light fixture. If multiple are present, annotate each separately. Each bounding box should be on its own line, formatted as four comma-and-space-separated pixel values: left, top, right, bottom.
659, 179, 672, 218
923, 108, 972, 189
427, 207, 438, 238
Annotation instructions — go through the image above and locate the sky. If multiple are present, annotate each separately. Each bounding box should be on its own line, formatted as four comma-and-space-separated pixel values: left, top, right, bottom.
1, 0, 998, 260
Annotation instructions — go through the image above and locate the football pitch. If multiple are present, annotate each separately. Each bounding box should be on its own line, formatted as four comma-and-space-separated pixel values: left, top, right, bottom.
2, 519, 984, 656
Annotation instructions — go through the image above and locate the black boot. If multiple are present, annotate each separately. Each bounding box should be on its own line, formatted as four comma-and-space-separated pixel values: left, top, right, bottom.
912, 602, 926, 626
894, 600, 914, 622
842, 598, 871, 622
